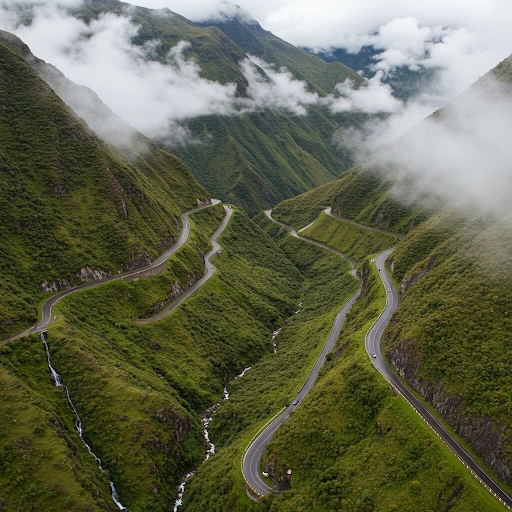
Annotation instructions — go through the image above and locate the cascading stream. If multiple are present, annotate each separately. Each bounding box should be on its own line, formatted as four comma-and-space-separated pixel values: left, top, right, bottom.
41, 331, 127, 511
174, 366, 252, 511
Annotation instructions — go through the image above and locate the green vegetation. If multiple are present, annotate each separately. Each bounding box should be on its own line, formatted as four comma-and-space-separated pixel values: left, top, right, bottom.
301, 212, 399, 263
263, 259, 504, 512
383, 209, 512, 483
0, 38, 208, 338
199, 15, 363, 96
270, 165, 439, 234
65, 0, 371, 215
0, 334, 118, 511
0, 205, 304, 511
181, 229, 360, 510
271, 178, 346, 228
171, 108, 365, 217
266, 51, 512, 494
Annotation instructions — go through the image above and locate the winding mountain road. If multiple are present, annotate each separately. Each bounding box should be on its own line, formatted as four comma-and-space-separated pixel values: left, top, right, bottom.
4, 200, 224, 342
248, 211, 512, 510
242, 211, 362, 497
264, 210, 357, 268
370, 250, 512, 510
324, 207, 405, 239
139, 205, 232, 322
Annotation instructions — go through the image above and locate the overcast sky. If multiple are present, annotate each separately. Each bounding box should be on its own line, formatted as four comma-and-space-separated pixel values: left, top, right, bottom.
138, 0, 512, 59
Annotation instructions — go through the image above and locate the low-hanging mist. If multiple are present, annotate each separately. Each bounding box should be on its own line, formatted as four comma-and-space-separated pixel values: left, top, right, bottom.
376, 69, 512, 219
0, 0, 421, 145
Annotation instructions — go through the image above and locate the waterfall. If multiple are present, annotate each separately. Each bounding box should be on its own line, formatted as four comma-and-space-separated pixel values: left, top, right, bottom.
41, 331, 127, 511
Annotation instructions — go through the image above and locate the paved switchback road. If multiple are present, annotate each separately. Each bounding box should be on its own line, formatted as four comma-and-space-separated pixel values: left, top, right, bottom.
242, 211, 362, 497
4, 200, 223, 342
251, 213, 512, 509
369, 250, 512, 510
324, 207, 405, 239
139, 205, 232, 322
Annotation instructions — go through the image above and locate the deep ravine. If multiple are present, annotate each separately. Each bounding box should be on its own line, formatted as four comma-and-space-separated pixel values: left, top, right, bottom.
173, 366, 252, 511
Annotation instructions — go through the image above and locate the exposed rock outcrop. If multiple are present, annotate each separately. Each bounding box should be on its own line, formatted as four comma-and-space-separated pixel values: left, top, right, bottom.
197, 198, 212, 207
121, 252, 152, 272
387, 337, 512, 485
264, 456, 292, 491
399, 256, 435, 296
38, 267, 111, 292
106, 166, 128, 219
143, 272, 203, 317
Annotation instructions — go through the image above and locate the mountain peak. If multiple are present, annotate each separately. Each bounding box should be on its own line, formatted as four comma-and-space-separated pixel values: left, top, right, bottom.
201, 1, 260, 28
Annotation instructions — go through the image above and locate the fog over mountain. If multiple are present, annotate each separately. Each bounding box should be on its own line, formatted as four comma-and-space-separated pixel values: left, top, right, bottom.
2, 0, 511, 149
382, 70, 512, 218
0, 1, 381, 144
1, 0, 511, 218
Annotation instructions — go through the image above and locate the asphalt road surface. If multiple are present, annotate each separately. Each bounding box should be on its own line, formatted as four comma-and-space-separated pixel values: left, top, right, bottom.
139, 205, 232, 322
243, 211, 362, 497
5, 200, 222, 342
369, 250, 512, 510
249, 213, 512, 510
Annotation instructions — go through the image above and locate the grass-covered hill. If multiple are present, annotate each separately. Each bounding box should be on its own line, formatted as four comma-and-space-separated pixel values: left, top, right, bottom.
272, 165, 440, 235
40, 0, 371, 215
274, 53, 512, 234
0, 34, 209, 338
261, 256, 503, 512
198, 7, 362, 96
0, 202, 307, 510
174, 212, 505, 511
268, 53, 512, 497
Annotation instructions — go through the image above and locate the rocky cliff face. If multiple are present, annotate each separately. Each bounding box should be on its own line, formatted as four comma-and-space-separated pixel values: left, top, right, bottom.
387, 336, 512, 485
38, 267, 111, 292
143, 272, 203, 317
398, 256, 435, 296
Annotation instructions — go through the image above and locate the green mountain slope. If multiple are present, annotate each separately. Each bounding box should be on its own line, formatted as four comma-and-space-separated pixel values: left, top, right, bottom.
47, 0, 370, 215
199, 9, 362, 95
263, 257, 502, 512
0, 204, 304, 510
268, 53, 512, 493
172, 107, 367, 217
175, 215, 504, 511
0, 34, 209, 338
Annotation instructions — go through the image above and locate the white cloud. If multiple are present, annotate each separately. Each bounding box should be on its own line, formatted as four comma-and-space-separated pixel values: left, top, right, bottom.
5, 6, 240, 140
2, 0, 511, 161
0, 0, 404, 146
331, 71, 402, 114
379, 73, 512, 216
240, 55, 320, 115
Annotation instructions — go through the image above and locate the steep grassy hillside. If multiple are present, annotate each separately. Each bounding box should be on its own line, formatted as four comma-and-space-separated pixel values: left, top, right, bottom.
0, 205, 304, 510
263, 259, 503, 512
273, 165, 440, 234
384, 208, 512, 487
38, 0, 370, 214
180, 228, 360, 511
172, 107, 367, 217
199, 10, 362, 96
301, 211, 399, 262
0, 37, 209, 339
271, 178, 347, 228
269, 52, 512, 496
0, 205, 223, 511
